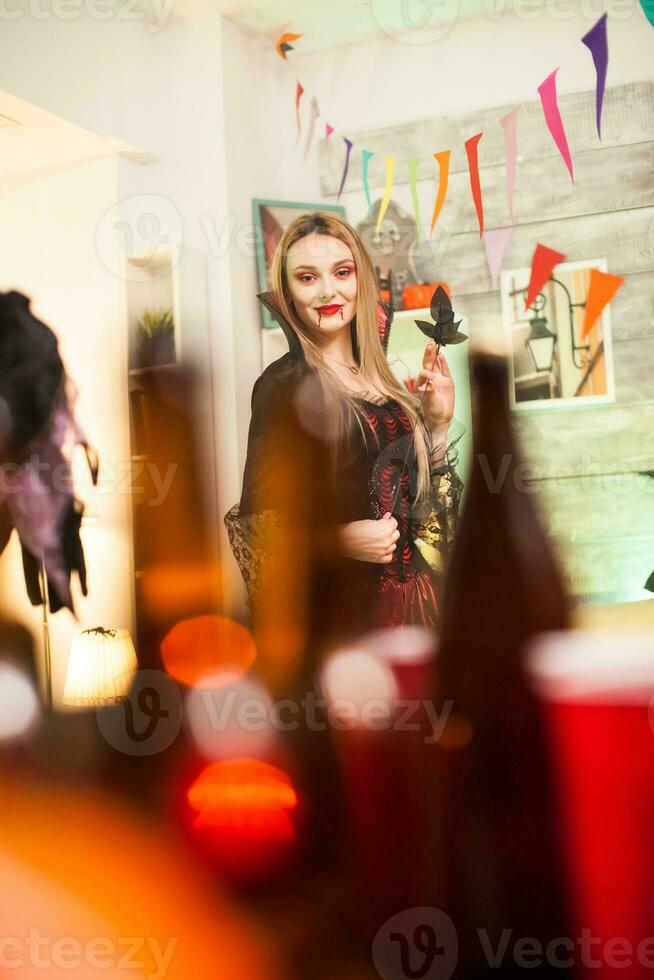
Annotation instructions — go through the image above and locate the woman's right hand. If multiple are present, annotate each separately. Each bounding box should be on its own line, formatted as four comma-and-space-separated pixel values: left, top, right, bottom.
337, 513, 399, 564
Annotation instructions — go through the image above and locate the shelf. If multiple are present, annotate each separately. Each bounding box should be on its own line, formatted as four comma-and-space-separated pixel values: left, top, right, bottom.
127, 248, 174, 270
129, 363, 178, 377
126, 245, 179, 373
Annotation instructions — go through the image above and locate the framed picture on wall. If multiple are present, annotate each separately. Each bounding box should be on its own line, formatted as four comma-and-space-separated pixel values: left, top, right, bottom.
500, 258, 616, 410
252, 198, 347, 329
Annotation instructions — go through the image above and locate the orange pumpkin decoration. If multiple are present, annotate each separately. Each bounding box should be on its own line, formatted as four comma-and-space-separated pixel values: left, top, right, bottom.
402, 281, 451, 310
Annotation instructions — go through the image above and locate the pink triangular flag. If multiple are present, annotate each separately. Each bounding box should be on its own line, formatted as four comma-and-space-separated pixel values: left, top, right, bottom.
537, 68, 574, 183
304, 96, 320, 159
499, 107, 519, 221
325, 123, 334, 139
483, 227, 514, 288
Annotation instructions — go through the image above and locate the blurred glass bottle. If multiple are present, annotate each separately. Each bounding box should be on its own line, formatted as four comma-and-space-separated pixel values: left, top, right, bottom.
425, 340, 574, 977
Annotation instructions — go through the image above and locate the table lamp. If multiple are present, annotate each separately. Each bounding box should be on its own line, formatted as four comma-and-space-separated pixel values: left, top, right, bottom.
63, 627, 138, 706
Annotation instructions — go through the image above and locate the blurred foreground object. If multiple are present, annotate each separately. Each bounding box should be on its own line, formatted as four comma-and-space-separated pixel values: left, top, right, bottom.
0, 290, 98, 615
0, 772, 279, 979
530, 630, 654, 980
0, 662, 39, 742
184, 758, 301, 884
425, 346, 574, 974
160, 614, 256, 687
130, 364, 222, 680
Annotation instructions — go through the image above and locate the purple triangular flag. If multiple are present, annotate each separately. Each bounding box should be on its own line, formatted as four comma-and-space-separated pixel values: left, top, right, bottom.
581, 12, 608, 139
337, 137, 353, 200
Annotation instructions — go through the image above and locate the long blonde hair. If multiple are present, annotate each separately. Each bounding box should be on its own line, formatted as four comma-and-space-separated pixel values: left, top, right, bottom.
269, 211, 432, 501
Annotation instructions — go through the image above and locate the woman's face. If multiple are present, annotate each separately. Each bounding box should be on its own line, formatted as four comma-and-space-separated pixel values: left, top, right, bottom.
285, 232, 357, 340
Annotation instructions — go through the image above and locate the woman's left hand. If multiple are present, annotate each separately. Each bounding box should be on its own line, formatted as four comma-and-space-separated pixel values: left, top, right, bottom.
414, 341, 455, 431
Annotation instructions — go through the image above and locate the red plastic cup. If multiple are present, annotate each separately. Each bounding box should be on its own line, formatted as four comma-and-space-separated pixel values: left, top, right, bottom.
528, 629, 654, 979
366, 625, 436, 702
320, 630, 437, 936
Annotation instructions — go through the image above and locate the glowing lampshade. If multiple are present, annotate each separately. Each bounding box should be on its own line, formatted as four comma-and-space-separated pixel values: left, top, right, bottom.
63, 627, 137, 706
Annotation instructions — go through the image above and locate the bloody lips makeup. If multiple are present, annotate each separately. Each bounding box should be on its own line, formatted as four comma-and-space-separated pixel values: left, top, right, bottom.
315, 304, 343, 316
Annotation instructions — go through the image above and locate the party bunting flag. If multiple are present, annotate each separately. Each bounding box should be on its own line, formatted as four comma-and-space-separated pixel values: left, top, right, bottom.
582, 269, 624, 338
483, 227, 514, 288
337, 137, 353, 200
525, 243, 567, 310
430, 150, 451, 234
295, 81, 304, 143
538, 68, 574, 182
465, 133, 484, 238
304, 96, 320, 159
362, 150, 374, 215
638, 0, 654, 27
500, 107, 519, 222
376, 156, 397, 232
581, 13, 609, 139
325, 123, 334, 139
407, 157, 422, 239
276, 32, 303, 60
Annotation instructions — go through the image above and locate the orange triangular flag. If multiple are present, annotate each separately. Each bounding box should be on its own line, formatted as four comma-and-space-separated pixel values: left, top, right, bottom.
582, 269, 624, 338
275, 32, 303, 60
430, 150, 450, 234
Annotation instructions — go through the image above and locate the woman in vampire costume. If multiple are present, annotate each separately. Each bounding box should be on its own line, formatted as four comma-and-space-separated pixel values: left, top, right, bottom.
225, 212, 463, 653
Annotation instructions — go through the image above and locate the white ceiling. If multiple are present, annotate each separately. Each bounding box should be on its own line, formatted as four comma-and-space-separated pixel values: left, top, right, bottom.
0, 91, 152, 187
148, 0, 545, 51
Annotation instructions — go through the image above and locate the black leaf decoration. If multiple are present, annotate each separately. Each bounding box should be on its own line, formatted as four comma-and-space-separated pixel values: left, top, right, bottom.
415, 285, 467, 346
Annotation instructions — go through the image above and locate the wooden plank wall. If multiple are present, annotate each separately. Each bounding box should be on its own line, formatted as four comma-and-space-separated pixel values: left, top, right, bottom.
319, 82, 654, 603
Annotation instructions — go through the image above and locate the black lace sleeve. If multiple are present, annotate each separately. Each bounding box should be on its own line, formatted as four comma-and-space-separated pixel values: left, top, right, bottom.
223, 502, 287, 611
411, 420, 465, 575
223, 358, 303, 611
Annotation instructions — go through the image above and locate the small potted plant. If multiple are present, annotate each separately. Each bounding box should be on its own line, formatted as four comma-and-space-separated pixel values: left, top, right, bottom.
135, 307, 175, 368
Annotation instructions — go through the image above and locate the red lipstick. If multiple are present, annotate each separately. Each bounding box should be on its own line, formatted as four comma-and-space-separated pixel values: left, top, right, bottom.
316, 304, 343, 316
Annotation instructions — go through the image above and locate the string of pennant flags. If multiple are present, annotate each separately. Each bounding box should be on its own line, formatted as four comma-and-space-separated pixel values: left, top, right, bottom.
275, 13, 624, 331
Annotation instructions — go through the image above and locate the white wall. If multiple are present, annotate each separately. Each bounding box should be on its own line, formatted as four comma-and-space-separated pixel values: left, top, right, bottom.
219, 18, 286, 468
264, 2, 654, 226
0, 11, 251, 614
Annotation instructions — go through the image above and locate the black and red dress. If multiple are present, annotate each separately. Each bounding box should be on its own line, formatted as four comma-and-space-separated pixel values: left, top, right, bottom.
224, 293, 463, 648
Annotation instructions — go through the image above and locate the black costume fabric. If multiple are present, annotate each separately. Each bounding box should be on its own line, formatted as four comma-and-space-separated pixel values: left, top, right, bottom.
0, 290, 98, 614
224, 292, 464, 644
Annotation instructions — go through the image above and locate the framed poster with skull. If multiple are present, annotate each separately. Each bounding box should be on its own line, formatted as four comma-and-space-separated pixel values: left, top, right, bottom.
356, 199, 450, 311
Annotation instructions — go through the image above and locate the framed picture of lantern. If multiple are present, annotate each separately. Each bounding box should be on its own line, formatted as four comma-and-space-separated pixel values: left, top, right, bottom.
500, 258, 616, 410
